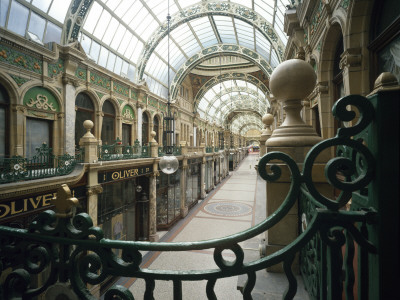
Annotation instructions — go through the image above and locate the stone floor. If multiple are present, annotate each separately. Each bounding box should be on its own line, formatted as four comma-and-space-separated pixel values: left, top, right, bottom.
112, 153, 309, 299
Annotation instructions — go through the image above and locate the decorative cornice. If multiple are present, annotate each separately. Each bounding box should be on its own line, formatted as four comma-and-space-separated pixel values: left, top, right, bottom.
339, 48, 361, 70
86, 185, 103, 197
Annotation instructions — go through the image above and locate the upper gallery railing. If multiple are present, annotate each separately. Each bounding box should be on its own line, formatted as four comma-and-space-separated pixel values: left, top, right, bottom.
0, 93, 386, 299
0, 143, 77, 184
158, 145, 182, 157
98, 138, 149, 161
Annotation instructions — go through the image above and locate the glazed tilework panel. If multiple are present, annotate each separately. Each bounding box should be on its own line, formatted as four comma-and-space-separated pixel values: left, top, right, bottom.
0, 44, 42, 74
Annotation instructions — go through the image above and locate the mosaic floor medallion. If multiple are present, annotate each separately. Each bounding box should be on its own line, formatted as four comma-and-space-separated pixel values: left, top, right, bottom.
203, 202, 252, 217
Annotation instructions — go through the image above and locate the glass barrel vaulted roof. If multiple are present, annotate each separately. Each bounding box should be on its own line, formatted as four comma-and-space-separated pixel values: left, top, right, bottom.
1, 0, 290, 133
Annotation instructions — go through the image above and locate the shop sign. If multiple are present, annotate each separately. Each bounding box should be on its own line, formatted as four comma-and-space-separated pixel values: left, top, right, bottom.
99, 165, 153, 183
0, 185, 86, 222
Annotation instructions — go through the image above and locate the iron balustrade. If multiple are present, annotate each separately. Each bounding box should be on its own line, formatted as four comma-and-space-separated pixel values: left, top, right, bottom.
98, 139, 149, 161
158, 145, 182, 157
206, 146, 214, 153
0, 143, 77, 184
0, 93, 392, 299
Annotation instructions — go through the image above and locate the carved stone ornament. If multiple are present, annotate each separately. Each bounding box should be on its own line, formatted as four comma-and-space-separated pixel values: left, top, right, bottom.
51, 184, 79, 218
339, 48, 361, 70
317, 81, 329, 94
26, 94, 57, 111
86, 185, 103, 197
122, 109, 134, 120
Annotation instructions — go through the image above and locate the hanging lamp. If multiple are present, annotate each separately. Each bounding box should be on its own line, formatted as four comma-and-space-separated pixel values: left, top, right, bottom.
159, 1, 179, 174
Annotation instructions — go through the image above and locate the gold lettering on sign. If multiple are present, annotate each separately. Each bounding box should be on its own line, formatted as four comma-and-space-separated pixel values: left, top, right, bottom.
0, 204, 10, 218
11, 202, 23, 215
26, 94, 56, 111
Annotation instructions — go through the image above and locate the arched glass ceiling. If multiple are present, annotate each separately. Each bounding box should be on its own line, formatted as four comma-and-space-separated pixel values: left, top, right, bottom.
0, 0, 72, 45
197, 79, 268, 123
1, 0, 289, 99
78, 0, 290, 98
231, 114, 263, 134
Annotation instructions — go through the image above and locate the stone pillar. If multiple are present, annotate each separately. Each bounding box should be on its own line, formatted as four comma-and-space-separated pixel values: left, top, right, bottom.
193, 126, 197, 146
79, 120, 102, 227
149, 164, 159, 242
259, 113, 274, 156
211, 158, 215, 188
11, 105, 26, 156
149, 131, 158, 158
137, 104, 143, 144
180, 161, 189, 217
201, 156, 206, 199
63, 79, 77, 155
263, 58, 330, 273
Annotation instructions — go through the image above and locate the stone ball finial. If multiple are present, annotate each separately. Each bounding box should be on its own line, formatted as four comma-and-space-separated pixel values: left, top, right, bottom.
269, 59, 316, 101
151, 131, 156, 138
262, 113, 274, 126
83, 120, 94, 132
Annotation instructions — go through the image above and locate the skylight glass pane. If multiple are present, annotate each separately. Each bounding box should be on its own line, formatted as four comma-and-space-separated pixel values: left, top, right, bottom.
114, 56, 122, 74
80, 34, 91, 54
43, 22, 61, 43
28, 12, 46, 40
32, 0, 51, 13
271, 49, 280, 68
117, 31, 132, 54
190, 17, 218, 48
98, 46, 109, 67
121, 60, 129, 75
106, 52, 116, 71
0, 0, 8, 27
128, 64, 136, 81
213, 16, 237, 44
204, 88, 216, 100
171, 23, 201, 57
177, 0, 201, 9
130, 41, 143, 63
209, 106, 216, 117
83, 1, 102, 34
198, 100, 208, 111
106, 0, 122, 11
48, 0, 72, 23
136, 18, 160, 41
122, 1, 142, 25
93, 10, 111, 39
124, 35, 138, 58
115, 0, 133, 15
230, 0, 252, 9
110, 24, 126, 49
102, 18, 119, 45
8, 0, 29, 36
89, 40, 101, 61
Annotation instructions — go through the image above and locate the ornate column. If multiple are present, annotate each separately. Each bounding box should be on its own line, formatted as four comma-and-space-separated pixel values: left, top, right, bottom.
12, 105, 26, 156
79, 121, 102, 226
200, 156, 206, 199
259, 113, 274, 156
62, 74, 78, 155
137, 103, 143, 144
180, 161, 189, 217
149, 165, 159, 242
263, 58, 331, 273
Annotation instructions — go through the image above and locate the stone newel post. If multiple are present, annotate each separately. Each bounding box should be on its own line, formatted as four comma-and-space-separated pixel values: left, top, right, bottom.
262, 58, 331, 273
259, 113, 274, 156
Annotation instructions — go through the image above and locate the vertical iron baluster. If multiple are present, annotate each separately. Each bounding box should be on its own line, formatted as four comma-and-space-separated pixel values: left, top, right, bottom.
173, 279, 182, 300
344, 229, 355, 300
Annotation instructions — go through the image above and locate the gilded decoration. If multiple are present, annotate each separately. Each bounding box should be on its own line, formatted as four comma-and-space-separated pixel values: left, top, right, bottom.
113, 81, 129, 97
310, 0, 324, 37
148, 96, 158, 109
159, 102, 167, 113
23, 87, 59, 112
26, 95, 57, 111
75, 66, 87, 80
90, 71, 111, 90
131, 90, 138, 100
122, 105, 135, 120
48, 58, 64, 78
0, 44, 42, 74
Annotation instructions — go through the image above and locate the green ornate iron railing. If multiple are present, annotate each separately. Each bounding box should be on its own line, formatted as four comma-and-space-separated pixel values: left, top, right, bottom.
74, 146, 85, 163
206, 146, 213, 153
214, 147, 219, 152
0, 93, 390, 299
98, 139, 149, 161
158, 145, 182, 157
0, 143, 76, 184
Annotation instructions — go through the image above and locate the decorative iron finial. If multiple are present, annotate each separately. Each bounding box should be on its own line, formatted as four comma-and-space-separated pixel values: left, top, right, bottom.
51, 184, 79, 218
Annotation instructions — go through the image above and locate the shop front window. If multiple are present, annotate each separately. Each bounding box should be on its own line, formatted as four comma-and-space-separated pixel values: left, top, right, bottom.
153, 116, 159, 143
122, 123, 132, 145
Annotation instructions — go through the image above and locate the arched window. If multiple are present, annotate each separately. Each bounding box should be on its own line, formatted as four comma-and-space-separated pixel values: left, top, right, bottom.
101, 100, 115, 145
153, 116, 159, 143
333, 35, 344, 134
142, 113, 149, 145
0, 84, 9, 158
75, 93, 94, 147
